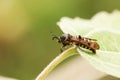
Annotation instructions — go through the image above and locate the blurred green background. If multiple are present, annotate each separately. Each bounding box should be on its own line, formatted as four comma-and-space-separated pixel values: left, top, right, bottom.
0, 0, 120, 80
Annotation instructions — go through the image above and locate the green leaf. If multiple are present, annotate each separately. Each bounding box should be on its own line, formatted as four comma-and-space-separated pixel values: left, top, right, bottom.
78, 29, 120, 78
78, 50, 120, 78
57, 10, 120, 36
86, 29, 120, 52
57, 10, 120, 78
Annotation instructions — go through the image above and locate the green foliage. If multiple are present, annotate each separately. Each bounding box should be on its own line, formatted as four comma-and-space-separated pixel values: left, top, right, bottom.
58, 10, 120, 78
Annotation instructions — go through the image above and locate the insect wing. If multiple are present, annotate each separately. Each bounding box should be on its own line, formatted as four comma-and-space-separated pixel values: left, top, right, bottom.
83, 37, 97, 41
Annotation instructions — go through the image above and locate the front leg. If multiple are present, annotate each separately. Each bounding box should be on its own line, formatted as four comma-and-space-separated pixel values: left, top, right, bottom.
60, 43, 67, 52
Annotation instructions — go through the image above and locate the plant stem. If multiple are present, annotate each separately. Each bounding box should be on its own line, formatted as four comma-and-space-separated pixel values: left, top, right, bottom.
36, 47, 77, 80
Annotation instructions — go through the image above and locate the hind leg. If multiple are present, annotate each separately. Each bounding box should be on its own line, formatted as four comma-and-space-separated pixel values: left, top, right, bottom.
90, 49, 96, 54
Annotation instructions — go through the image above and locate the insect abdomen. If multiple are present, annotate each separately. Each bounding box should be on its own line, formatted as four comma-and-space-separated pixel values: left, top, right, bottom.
79, 42, 97, 53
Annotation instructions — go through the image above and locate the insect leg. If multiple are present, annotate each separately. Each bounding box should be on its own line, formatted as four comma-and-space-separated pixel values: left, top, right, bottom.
90, 49, 96, 54
60, 43, 67, 52
78, 35, 82, 40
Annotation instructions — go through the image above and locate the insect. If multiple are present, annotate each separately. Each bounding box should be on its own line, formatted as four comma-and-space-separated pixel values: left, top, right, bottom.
52, 34, 100, 53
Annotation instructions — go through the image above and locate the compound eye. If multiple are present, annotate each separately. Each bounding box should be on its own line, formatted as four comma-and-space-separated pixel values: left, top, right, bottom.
60, 36, 66, 41
60, 34, 69, 41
